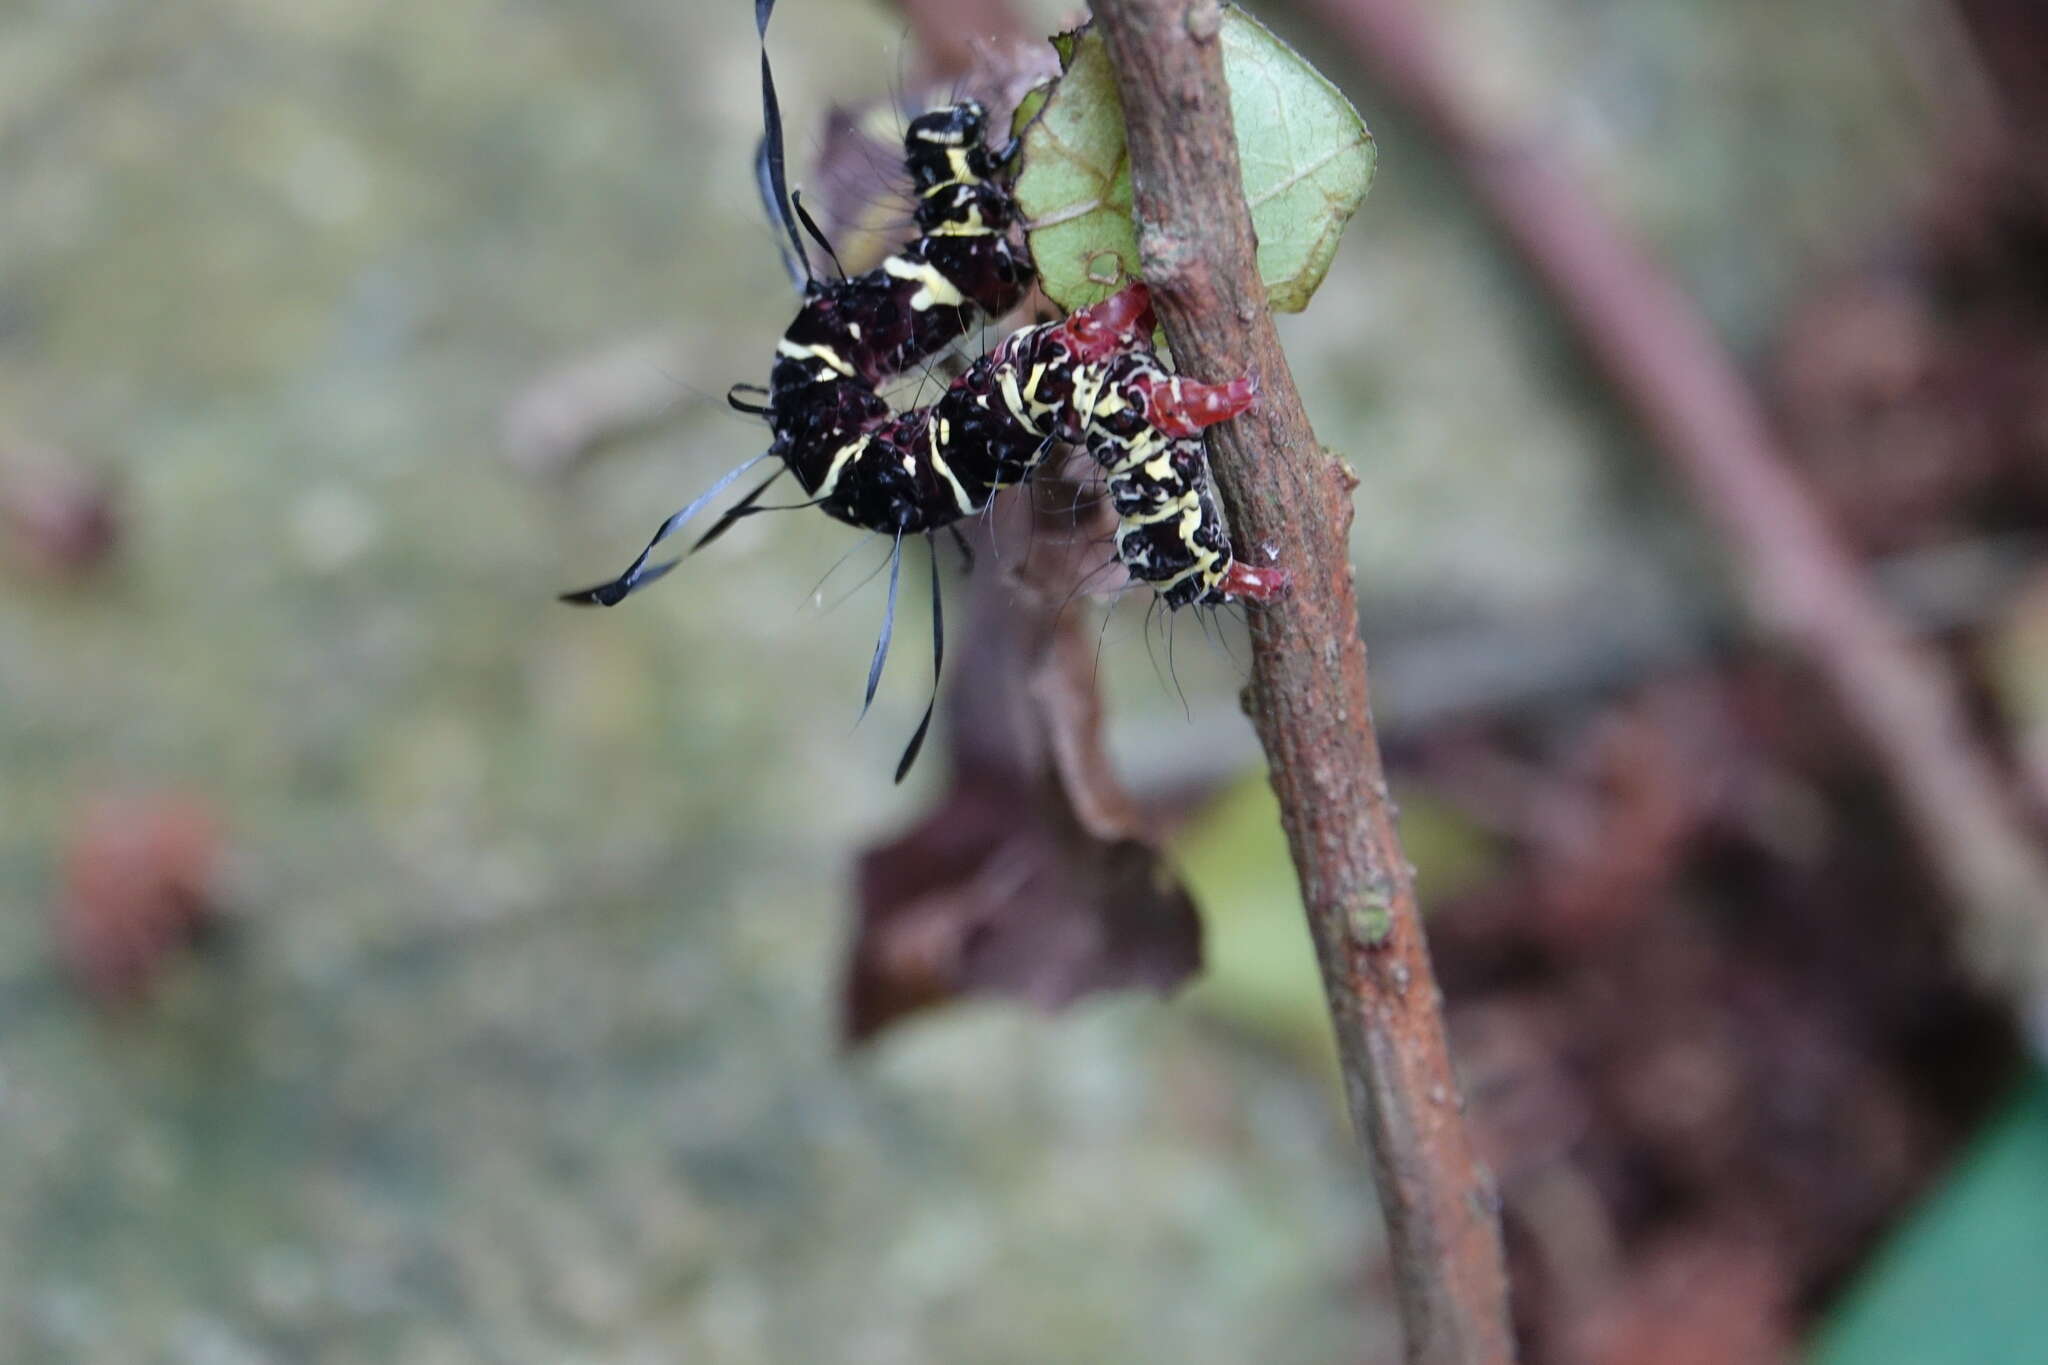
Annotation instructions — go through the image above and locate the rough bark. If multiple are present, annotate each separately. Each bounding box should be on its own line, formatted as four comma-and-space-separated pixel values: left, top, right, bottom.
1091, 2, 1516, 1360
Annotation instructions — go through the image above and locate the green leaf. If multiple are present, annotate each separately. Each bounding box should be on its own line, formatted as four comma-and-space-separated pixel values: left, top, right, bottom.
1014, 7, 1376, 314
1049, 26, 1085, 69
1808, 1070, 2048, 1365
1009, 79, 1054, 140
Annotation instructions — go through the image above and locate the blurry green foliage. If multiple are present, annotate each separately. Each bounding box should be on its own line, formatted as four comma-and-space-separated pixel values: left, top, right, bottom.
1810, 1071, 2048, 1365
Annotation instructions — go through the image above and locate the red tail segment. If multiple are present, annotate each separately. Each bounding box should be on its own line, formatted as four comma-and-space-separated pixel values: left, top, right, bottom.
1061, 283, 1157, 361
1218, 560, 1291, 603
1133, 371, 1260, 438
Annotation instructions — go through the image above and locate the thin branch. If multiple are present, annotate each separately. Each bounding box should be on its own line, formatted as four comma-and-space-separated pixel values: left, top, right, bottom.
1089, 2, 1516, 1361
1294, 0, 2048, 1016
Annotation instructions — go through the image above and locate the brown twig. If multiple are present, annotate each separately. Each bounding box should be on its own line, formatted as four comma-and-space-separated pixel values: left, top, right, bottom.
1091, 1, 1515, 1360
1294, 0, 2048, 1013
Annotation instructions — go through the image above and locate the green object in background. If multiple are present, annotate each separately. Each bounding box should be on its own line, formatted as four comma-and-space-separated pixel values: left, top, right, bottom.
1174, 776, 1334, 1070
1173, 774, 1497, 1074
1014, 8, 1376, 315
1809, 1070, 2048, 1364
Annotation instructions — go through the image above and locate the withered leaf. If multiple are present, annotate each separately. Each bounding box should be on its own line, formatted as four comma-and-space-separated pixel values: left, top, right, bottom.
849, 782, 1200, 1040
845, 476, 1202, 1043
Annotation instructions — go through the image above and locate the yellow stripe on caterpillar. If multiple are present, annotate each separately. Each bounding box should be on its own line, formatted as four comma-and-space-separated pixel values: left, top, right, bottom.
777, 339, 856, 377
815, 435, 871, 499
1124, 490, 1200, 527
883, 256, 966, 311
927, 214, 993, 236
1069, 366, 1107, 422
926, 426, 977, 517
1103, 429, 1165, 474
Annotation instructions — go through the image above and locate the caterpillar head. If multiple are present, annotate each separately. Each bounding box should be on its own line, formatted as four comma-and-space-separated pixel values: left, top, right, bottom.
905, 101, 991, 193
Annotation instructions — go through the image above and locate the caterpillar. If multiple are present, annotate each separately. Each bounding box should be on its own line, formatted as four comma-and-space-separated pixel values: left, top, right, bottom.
561, 0, 1289, 777
878, 280, 1289, 607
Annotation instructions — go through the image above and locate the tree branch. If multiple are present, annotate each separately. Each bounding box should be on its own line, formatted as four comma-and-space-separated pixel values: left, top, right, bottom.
1293, 0, 2048, 1020
1090, 2, 1515, 1360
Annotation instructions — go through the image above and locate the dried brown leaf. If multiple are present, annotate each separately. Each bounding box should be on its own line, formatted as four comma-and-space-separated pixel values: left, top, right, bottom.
844, 479, 1200, 1043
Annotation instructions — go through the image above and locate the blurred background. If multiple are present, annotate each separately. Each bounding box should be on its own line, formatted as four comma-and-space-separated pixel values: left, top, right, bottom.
3, 0, 2045, 1360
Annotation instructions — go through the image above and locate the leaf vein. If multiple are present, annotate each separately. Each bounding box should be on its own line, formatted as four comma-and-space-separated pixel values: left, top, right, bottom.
1248, 137, 1366, 210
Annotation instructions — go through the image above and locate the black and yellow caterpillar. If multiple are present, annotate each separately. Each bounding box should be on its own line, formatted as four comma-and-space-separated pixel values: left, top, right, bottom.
874, 280, 1288, 606
561, 0, 1289, 775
